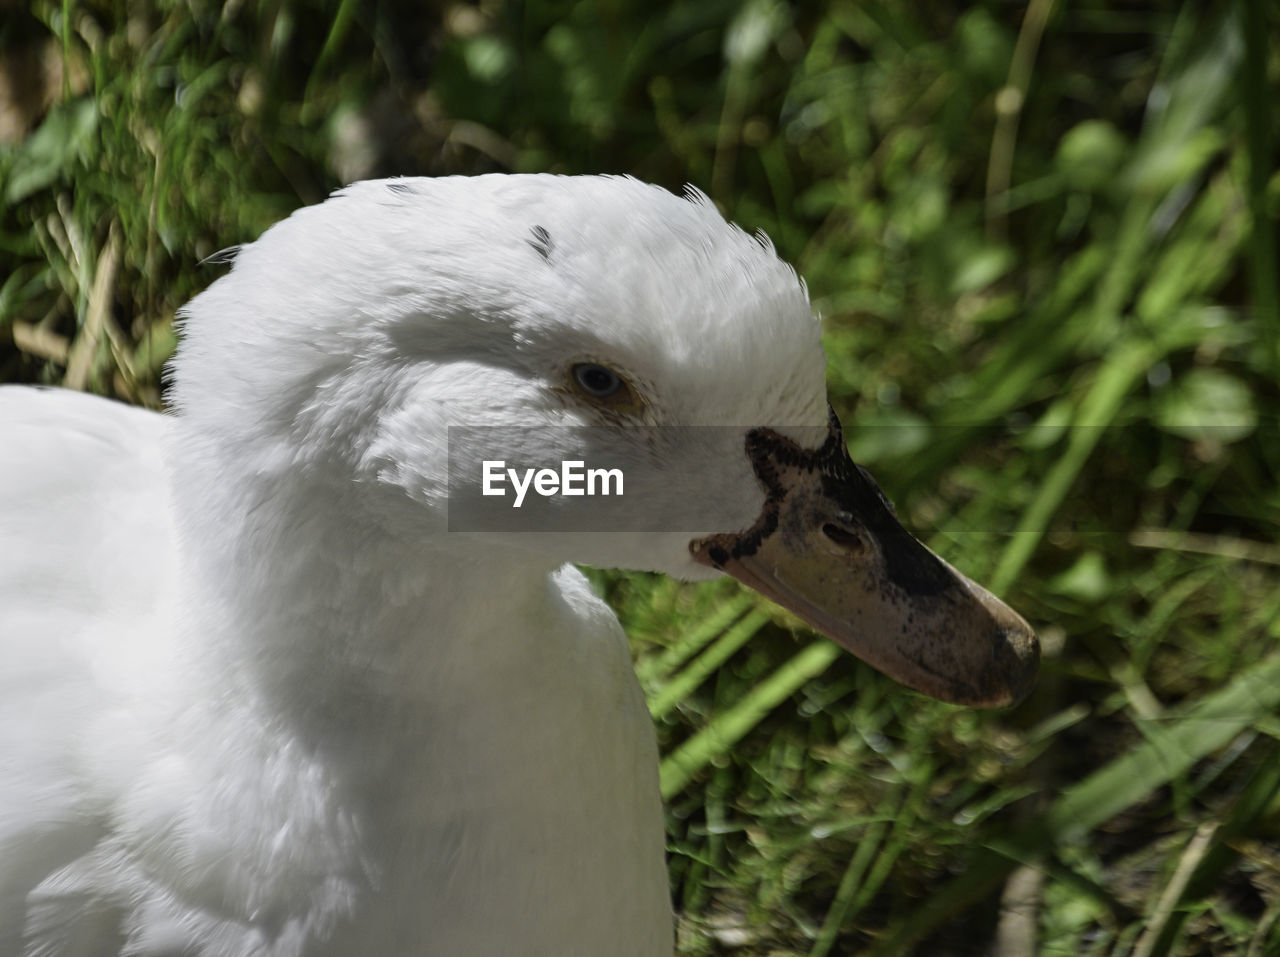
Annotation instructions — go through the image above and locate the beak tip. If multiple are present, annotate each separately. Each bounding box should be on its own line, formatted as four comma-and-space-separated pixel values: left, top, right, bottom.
983, 621, 1040, 708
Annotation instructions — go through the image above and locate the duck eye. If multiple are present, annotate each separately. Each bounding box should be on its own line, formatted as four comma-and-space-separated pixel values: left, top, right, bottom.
566, 362, 644, 414
572, 363, 622, 398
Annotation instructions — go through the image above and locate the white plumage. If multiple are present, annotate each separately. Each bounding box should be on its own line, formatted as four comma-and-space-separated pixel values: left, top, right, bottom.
0, 176, 826, 956
0, 174, 1036, 956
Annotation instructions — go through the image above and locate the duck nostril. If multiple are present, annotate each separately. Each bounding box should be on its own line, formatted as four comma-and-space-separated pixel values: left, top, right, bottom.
822, 523, 864, 552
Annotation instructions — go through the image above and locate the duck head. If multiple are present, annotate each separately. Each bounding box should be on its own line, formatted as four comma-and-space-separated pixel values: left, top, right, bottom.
172, 174, 1038, 707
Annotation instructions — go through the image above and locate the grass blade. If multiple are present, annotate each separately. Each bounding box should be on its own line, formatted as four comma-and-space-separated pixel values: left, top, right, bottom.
660, 640, 842, 799
647, 606, 772, 720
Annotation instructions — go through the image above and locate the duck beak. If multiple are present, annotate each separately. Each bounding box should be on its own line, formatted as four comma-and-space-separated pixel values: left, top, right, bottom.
690, 409, 1039, 707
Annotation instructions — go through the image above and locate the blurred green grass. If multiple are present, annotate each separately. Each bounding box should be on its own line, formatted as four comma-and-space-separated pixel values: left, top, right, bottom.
1, 0, 1278, 953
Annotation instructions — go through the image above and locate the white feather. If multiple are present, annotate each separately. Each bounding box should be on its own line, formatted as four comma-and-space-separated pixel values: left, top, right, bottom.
0, 174, 828, 956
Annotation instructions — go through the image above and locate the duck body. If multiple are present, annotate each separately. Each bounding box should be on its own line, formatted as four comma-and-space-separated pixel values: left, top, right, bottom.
4, 176, 746, 955
0, 174, 1037, 955
0, 386, 670, 956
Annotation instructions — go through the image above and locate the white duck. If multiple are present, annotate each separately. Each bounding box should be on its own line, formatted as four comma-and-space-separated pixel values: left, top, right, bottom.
0, 175, 1037, 956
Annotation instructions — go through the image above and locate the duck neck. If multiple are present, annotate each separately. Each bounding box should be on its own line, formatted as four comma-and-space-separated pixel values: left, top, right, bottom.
163, 435, 668, 945
175, 461, 569, 758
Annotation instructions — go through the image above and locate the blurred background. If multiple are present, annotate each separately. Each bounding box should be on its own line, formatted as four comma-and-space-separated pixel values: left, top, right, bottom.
1, 0, 1277, 953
